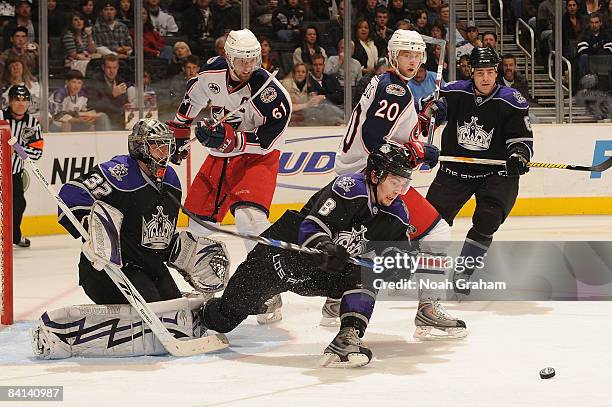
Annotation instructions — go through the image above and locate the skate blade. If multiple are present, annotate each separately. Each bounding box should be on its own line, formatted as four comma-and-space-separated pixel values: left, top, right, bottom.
319, 352, 371, 368
256, 309, 282, 325
413, 326, 468, 341
319, 316, 341, 327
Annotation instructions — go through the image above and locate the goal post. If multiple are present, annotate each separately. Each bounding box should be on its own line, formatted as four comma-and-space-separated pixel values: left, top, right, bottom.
1, 120, 13, 325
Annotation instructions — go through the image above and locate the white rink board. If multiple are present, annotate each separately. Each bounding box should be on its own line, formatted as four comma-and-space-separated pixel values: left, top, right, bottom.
20, 124, 612, 218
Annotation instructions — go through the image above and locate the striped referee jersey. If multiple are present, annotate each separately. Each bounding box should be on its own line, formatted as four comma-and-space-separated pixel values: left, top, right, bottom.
0, 108, 43, 174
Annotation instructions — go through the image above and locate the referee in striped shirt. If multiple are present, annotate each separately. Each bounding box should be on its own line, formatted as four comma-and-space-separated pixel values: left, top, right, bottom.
1, 85, 43, 247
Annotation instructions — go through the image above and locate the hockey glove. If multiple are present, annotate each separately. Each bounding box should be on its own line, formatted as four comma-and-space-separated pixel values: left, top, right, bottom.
166, 121, 190, 164
506, 143, 530, 176
196, 120, 244, 154
313, 239, 350, 274
404, 141, 440, 168
417, 94, 447, 127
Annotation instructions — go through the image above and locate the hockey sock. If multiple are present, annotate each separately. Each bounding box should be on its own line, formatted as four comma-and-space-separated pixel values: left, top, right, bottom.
339, 289, 376, 337
234, 206, 271, 253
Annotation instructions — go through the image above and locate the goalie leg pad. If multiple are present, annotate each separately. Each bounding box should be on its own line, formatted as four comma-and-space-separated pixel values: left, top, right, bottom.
31, 296, 209, 359
168, 231, 230, 293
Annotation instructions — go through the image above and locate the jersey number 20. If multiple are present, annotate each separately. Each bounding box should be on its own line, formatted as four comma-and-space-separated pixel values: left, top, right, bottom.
374, 100, 400, 121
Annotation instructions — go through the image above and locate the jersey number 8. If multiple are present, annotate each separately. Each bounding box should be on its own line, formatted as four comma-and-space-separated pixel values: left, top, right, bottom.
374, 100, 400, 121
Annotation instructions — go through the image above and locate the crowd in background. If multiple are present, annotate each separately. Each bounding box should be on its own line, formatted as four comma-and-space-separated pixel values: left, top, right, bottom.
0, 0, 609, 130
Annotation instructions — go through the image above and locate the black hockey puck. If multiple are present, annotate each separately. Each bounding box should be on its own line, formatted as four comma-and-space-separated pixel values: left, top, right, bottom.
539, 367, 555, 379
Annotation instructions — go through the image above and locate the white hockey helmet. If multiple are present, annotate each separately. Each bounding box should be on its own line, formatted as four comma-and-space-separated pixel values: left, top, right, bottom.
224, 29, 262, 77
388, 29, 427, 80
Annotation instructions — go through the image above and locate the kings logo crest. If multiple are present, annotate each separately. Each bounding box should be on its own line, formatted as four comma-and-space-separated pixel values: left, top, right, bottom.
335, 225, 368, 256
109, 163, 128, 181
457, 116, 494, 151
142, 206, 175, 249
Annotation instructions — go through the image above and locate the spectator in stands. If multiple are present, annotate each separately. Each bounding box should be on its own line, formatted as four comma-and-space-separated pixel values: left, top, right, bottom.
163, 54, 200, 119
293, 25, 327, 66
562, 0, 584, 57
456, 25, 482, 58
577, 13, 612, 77
412, 9, 429, 34
146, 0, 179, 36
272, 0, 304, 42
251, 0, 278, 27
182, 0, 217, 56
430, 21, 446, 40
425, 0, 442, 24
212, 0, 241, 36
357, 0, 377, 29
260, 37, 280, 75
0, 27, 38, 78
49, 69, 111, 132
0, 56, 40, 118
166, 41, 192, 77
482, 31, 498, 50
130, 8, 173, 61
395, 19, 412, 30
117, 0, 134, 29
280, 62, 325, 124
85, 54, 133, 130
301, 0, 320, 21
389, 0, 411, 29
440, 3, 465, 44
80, 0, 96, 28
62, 12, 97, 77
307, 53, 344, 109
457, 54, 471, 80
537, 0, 554, 57
310, 0, 335, 20
498, 54, 530, 100
324, 39, 362, 86
214, 36, 226, 58
353, 56, 387, 105
425, 43, 448, 80
408, 64, 444, 102
353, 18, 379, 75
581, 0, 605, 17
373, 7, 394, 56
605, 1, 612, 38
93, 1, 133, 58
48, 0, 68, 37
2, 0, 37, 50
323, 0, 345, 55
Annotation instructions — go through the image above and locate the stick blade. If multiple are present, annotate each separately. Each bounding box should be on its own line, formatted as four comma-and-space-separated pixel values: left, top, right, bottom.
591, 156, 612, 172
166, 333, 229, 357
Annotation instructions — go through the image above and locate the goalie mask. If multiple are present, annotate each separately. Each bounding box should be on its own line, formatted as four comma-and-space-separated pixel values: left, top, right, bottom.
387, 29, 427, 81
128, 119, 176, 182
224, 29, 262, 81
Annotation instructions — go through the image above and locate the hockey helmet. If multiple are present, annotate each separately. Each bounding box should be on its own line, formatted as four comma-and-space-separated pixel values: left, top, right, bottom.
366, 143, 414, 190
469, 47, 501, 71
128, 119, 175, 182
8, 84, 31, 101
224, 29, 261, 78
387, 29, 427, 80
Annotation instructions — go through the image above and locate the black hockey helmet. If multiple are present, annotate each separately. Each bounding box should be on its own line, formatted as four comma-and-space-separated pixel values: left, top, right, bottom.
8, 85, 31, 101
128, 119, 176, 182
366, 143, 414, 184
469, 47, 501, 71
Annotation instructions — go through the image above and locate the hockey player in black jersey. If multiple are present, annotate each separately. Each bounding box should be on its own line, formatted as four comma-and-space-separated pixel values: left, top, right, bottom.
201, 143, 416, 368
422, 47, 534, 293
58, 119, 183, 304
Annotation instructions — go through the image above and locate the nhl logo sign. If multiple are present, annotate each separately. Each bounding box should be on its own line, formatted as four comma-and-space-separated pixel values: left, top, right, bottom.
208, 83, 221, 94
260, 87, 277, 103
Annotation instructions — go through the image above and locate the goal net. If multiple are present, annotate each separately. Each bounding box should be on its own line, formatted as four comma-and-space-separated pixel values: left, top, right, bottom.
1, 121, 13, 325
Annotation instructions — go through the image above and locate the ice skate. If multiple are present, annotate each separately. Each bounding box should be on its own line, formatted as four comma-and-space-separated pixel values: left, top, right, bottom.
414, 299, 468, 340
319, 298, 341, 327
319, 327, 372, 368
256, 294, 283, 325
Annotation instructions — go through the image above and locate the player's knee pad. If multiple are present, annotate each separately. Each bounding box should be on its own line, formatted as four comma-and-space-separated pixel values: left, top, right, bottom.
168, 231, 230, 293
233, 206, 271, 252
31, 296, 209, 359
202, 297, 248, 333
472, 204, 504, 237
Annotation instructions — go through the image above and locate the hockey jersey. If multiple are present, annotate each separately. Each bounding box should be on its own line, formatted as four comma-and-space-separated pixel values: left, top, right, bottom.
298, 173, 411, 256
335, 70, 420, 175
58, 155, 181, 271
174, 56, 292, 157
438, 80, 534, 175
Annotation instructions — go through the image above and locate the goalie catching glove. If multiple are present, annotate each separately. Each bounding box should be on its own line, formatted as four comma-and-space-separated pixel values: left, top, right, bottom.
82, 201, 123, 271
168, 231, 230, 293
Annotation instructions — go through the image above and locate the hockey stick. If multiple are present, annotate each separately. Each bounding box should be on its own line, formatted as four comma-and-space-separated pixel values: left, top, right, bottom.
420, 35, 447, 144
165, 192, 375, 269
178, 69, 279, 153
9, 139, 229, 357
439, 155, 612, 172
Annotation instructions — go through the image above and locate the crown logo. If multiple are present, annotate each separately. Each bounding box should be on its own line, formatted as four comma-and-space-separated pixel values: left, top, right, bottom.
141, 206, 175, 249
457, 116, 494, 151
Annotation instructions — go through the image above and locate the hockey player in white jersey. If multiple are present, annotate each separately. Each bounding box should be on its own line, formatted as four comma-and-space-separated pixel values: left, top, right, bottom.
328, 29, 467, 340
166, 29, 292, 325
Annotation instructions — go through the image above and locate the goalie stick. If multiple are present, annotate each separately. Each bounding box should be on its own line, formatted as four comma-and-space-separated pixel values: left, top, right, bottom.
439, 155, 612, 172
9, 138, 229, 357
178, 69, 279, 153
165, 192, 375, 269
